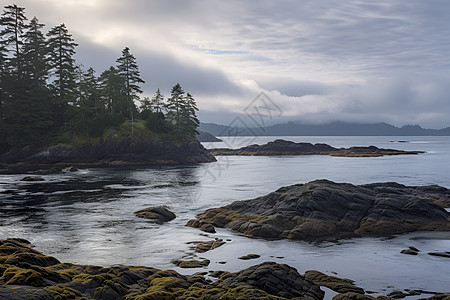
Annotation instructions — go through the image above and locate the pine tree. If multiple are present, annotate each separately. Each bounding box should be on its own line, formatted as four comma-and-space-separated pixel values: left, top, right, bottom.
99, 66, 126, 115
165, 83, 184, 127
151, 88, 165, 113
22, 17, 48, 88
181, 92, 200, 135
0, 4, 27, 80
46, 23, 78, 102
116, 47, 144, 112
78, 67, 103, 116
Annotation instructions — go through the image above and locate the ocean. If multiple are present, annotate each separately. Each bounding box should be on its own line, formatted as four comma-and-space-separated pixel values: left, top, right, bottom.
0, 136, 449, 298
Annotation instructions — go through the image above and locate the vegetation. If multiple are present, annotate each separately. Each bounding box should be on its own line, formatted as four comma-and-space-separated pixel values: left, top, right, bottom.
0, 4, 200, 149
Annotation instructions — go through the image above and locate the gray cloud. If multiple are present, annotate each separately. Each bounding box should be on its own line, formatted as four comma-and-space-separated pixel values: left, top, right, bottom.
7, 0, 450, 128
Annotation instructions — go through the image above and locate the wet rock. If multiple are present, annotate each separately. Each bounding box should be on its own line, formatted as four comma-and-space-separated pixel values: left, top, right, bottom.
387, 290, 407, 298
333, 292, 393, 299
20, 176, 45, 182
209, 270, 229, 278
187, 238, 225, 253
210, 139, 425, 157
134, 206, 176, 223
217, 261, 324, 300
305, 270, 365, 294
238, 254, 260, 260
187, 180, 449, 241
408, 246, 420, 252
171, 259, 210, 268
199, 223, 216, 233
62, 166, 78, 172
400, 249, 418, 255
428, 252, 450, 258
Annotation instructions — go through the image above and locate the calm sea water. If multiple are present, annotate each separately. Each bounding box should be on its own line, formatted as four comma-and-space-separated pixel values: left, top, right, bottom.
0, 136, 449, 297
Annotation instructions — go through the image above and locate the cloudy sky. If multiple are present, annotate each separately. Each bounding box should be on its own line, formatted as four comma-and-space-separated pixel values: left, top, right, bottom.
8, 0, 450, 128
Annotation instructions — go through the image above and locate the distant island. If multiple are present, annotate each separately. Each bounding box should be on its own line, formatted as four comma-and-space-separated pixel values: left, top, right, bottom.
200, 121, 450, 136
210, 139, 424, 157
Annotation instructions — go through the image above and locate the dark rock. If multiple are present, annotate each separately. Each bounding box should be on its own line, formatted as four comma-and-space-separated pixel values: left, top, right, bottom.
388, 290, 407, 298
20, 176, 45, 182
210, 139, 425, 157
217, 261, 324, 300
0, 133, 216, 169
238, 254, 260, 260
400, 249, 418, 255
196, 131, 222, 142
187, 180, 449, 241
408, 246, 420, 252
187, 238, 225, 253
199, 223, 216, 233
171, 259, 210, 268
428, 252, 450, 258
305, 270, 365, 294
134, 206, 176, 223
62, 166, 78, 172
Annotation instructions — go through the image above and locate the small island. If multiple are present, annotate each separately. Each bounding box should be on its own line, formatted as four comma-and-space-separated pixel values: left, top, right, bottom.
187, 179, 449, 241
210, 139, 425, 157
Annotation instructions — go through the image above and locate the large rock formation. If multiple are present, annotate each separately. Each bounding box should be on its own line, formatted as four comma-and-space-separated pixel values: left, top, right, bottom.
0, 238, 324, 300
187, 180, 449, 241
0, 133, 215, 173
210, 139, 424, 157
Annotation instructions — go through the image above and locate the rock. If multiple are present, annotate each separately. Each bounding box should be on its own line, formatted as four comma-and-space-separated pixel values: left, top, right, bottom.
238, 254, 260, 260
209, 270, 229, 278
408, 246, 420, 252
428, 252, 450, 258
20, 176, 45, 182
186, 180, 449, 241
62, 166, 78, 172
196, 131, 222, 142
305, 270, 365, 294
217, 261, 324, 300
171, 259, 211, 268
400, 249, 418, 255
333, 292, 393, 299
210, 139, 425, 157
199, 223, 216, 233
387, 290, 407, 298
134, 206, 176, 223
1, 238, 329, 299
0, 134, 216, 169
187, 238, 225, 253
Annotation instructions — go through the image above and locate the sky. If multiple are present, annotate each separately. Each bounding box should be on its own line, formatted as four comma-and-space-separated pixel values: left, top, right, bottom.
6, 0, 450, 128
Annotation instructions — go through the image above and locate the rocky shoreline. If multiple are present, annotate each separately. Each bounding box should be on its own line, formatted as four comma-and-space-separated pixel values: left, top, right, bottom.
187, 179, 449, 241
210, 139, 425, 157
0, 133, 216, 174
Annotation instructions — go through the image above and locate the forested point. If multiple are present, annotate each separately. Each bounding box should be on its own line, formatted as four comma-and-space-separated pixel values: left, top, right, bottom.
0, 4, 200, 150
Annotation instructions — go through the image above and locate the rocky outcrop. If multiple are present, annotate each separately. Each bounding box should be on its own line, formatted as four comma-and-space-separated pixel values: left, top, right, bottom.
135, 206, 176, 224
186, 180, 449, 241
0, 133, 216, 172
196, 130, 222, 142
305, 270, 364, 294
210, 139, 424, 157
0, 239, 324, 300
217, 262, 324, 300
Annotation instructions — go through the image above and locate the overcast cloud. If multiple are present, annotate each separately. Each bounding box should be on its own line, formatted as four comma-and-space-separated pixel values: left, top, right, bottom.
9, 0, 450, 128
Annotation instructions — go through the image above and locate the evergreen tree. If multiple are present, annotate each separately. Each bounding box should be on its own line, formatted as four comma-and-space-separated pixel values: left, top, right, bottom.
22, 17, 48, 88
99, 66, 126, 115
0, 43, 7, 125
46, 23, 78, 102
165, 83, 184, 127
151, 88, 165, 113
78, 67, 102, 116
0, 4, 27, 80
116, 47, 144, 112
181, 92, 200, 135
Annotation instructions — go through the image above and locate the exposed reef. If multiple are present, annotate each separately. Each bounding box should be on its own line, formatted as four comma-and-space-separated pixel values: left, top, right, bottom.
187, 180, 449, 241
210, 139, 425, 157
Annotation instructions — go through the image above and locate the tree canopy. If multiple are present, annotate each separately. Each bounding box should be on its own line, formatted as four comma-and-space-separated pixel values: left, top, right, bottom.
0, 3, 200, 148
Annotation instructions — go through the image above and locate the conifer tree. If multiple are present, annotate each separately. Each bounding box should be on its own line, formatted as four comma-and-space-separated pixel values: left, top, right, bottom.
116, 47, 144, 112
46, 23, 78, 102
99, 66, 126, 115
165, 83, 184, 127
22, 17, 48, 88
0, 4, 27, 80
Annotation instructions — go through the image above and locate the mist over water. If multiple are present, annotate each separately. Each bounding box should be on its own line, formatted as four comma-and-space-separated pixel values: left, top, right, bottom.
1, 136, 449, 297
